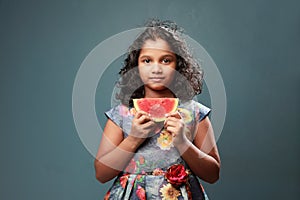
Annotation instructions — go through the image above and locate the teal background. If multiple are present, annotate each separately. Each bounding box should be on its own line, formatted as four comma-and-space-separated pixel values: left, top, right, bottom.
1, 0, 299, 199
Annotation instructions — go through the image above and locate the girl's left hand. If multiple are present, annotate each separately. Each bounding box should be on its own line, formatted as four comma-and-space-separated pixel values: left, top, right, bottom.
164, 112, 188, 146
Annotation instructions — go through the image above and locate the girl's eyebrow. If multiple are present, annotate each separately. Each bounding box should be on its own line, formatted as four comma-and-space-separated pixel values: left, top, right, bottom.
160, 54, 176, 58
139, 55, 151, 59
139, 54, 176, 59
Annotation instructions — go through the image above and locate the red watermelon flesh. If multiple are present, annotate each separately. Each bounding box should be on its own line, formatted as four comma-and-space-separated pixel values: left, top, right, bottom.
133, 98, 179, 122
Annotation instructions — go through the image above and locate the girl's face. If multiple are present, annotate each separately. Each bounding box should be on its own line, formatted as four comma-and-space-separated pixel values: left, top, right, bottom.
138, 38, 177, 97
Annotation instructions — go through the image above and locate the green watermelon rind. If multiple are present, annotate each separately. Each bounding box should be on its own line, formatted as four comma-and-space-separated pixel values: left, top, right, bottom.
133, 98, 179, 122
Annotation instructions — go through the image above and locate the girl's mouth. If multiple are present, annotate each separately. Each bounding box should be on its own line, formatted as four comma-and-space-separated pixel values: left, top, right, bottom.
149, 77, 165, 82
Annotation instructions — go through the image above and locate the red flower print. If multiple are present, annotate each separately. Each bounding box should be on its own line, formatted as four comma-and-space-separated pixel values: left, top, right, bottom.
136, 185, 146, 200
120, 175, 129, 188
165, 164, 189, 187
124, 159, 137, 173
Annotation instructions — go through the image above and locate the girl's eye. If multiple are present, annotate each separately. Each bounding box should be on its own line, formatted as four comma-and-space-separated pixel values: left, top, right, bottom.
143, 59, 151, 64
162, 58, 171, 64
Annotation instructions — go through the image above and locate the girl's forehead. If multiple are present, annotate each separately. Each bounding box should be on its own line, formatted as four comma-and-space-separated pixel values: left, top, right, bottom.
141, 38, 173, 53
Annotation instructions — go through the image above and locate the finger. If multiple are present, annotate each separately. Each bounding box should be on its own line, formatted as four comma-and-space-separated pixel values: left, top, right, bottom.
165, 126, 176, 135
164, 119, 178, 128
166, 111, 182, 119
136, 114, 152, 124
165, 116, 181, 125
135, 110, 150, 118
143, 120, 156, 129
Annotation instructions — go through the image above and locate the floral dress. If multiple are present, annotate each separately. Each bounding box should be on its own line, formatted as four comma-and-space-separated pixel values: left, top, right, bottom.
103, 100, 211, 200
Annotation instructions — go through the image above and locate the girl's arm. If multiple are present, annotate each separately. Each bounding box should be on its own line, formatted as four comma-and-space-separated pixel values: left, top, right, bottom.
165, 114, 221, 184
94, 111, 155, 183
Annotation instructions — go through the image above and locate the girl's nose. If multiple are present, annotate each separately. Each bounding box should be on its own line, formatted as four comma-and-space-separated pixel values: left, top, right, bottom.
151, 63, 162, 73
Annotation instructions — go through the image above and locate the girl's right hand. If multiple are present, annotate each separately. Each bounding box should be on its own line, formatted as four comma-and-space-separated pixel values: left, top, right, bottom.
128, 110, 156, 143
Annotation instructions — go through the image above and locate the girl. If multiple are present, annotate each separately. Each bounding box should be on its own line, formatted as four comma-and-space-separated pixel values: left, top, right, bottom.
94, 19, 220, 200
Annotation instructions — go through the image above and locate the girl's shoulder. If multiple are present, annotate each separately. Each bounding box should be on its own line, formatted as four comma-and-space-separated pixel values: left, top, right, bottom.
105, 104, 134, 118
104, 104, 135, 130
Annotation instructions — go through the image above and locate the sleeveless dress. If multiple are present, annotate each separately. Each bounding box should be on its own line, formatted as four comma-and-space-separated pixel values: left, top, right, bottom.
103, 100, 211, 200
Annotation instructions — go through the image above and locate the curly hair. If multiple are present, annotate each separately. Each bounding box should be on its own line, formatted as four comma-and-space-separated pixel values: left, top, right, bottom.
116, 19, 204, 107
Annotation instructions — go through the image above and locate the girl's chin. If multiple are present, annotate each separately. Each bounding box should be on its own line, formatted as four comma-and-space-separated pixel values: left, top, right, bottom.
144, 84, 175, 95
145, 83, 168, 90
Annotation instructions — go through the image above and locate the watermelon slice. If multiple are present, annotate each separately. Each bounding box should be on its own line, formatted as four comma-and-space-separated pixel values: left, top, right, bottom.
133, 98, 179, 122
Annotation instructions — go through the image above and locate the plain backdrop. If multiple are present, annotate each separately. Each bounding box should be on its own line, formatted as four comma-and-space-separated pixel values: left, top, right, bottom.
1, 0, 299, 199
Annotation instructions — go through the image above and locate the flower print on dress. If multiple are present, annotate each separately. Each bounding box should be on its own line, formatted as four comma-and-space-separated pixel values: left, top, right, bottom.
119, 174, 129, 188
177, 108, 193, 123
156, 129, 174, 150
119, 105, 131, 116
130, 107, 137, 115
124, 158, 137, 173
165, 164, 189, 187
136, 185, 146, 200
138, 155, 145, 165
160, 183, 181, 200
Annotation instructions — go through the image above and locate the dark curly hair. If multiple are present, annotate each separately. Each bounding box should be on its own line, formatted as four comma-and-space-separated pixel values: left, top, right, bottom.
116, 19, 204, 107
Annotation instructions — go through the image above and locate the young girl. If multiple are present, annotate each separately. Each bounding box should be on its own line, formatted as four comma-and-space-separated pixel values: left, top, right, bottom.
94, 19, 220, 200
